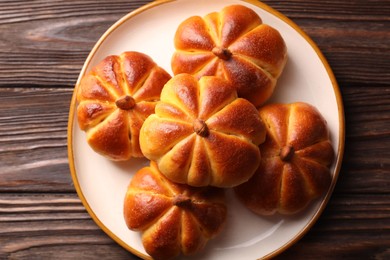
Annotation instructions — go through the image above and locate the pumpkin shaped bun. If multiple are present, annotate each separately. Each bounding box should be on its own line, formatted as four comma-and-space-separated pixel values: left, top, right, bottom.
171, 4, 287, 107
76, 51, 171, 161
235, 102, 335, 215
124, 161, 227, 260
140, 74, 266, 188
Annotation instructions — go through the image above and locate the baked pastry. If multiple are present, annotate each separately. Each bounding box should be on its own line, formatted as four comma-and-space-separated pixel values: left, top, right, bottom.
171, 4, 287, 107
139, 74, 266, 188
234, 102, 334, 215
76, 51, 171, 161
124, 161, 227, 260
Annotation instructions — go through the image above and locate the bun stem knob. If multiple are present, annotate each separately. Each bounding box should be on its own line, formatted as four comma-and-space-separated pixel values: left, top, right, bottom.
173, 194, 192, 209
116, 95, 136, 110
280, 145, 294, 162
212, 46, 232, 60
193, 119, 209, 137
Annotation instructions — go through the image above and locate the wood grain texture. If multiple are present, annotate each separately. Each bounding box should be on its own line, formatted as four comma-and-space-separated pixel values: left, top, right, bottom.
0, 0, 388, 87
0, 193, 139, 259
0, 88, 73, 192
0, 192, 388, 259
0, 0, 137, 87
0, 0, 389, 259
277, 194, 390, 259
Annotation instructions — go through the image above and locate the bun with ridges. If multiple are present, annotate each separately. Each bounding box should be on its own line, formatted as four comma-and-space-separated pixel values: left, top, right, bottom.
171, 4, 287, 107
76, 51, 171, 161
140, 74, 266, 188
235, 102, 334, 215
124, 161, 227, 260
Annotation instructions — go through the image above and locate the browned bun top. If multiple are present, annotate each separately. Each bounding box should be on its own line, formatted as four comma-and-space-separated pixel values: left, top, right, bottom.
124, 161, 227, 260
171, 4, 287, 107
76, 51, 171, 161
140, 73, 266, 188
234, 102, 334, 215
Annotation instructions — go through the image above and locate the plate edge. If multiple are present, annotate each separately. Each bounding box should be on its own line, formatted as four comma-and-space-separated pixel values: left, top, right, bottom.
243, 0, 345, 259
66, 1, 174, 259
66, 0, 346, 259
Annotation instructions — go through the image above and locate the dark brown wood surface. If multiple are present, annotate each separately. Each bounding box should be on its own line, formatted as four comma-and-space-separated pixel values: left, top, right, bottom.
0, 0, 389, 259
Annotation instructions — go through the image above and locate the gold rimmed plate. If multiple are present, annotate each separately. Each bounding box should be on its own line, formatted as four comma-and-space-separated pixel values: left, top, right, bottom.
67, 0, 345, 259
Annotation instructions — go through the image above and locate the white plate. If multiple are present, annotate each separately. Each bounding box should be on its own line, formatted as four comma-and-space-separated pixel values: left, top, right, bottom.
67, 0, 345, 259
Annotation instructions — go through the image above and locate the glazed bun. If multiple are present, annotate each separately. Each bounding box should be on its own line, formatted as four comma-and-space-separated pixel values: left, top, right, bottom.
140, 74, 266, 188
76, 51, 171, 161
171, 4, 287, 107
235, 102, 334, 215
124, 161, 227, 260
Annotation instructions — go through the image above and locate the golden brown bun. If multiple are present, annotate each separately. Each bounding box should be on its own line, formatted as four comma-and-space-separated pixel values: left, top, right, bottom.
124, 161, 227, 260
171, 4, 287, 107
234, 102, 334, 215
139, 74, 266, 188
76, 51, 171, 161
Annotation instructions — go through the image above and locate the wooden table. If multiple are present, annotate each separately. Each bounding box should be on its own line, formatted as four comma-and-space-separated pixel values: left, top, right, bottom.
1, 0, 389, 259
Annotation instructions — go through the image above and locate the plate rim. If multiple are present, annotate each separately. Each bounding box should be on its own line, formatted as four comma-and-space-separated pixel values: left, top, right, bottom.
67, 0, 345, 259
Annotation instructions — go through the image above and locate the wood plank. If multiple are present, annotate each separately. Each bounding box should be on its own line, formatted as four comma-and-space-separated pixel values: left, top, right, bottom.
0, 88, 73, 192
0, 193, 140, 259
0, 0, 132, 87
0, 0, 388, 87
3, 245, 139, 260
0, 193, 388, 259
277, 194, 390, 259
264, 0, 389, 20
